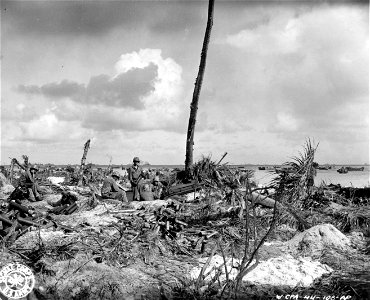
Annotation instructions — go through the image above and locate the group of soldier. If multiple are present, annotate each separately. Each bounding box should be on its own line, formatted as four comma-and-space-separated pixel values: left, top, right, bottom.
101, 156, 163, 203
7, 156, 163, 204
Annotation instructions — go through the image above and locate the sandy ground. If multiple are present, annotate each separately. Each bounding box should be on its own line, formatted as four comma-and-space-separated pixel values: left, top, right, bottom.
8, 220, 365, 299
47, 177, 65, 185
189, 223, 351, 288
1, 178, 369, 299
190, 254, 333, 287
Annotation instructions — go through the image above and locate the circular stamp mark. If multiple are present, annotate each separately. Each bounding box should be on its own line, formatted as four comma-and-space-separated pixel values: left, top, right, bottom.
0, 263, 35, 299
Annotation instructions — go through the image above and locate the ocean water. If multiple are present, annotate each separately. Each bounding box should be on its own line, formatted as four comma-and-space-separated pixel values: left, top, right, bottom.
114, 165, 370, 188
253, 168, 370, 188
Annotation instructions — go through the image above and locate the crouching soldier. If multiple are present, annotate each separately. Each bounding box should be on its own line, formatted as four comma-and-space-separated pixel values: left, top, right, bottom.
9, 163, 43, 202
101, 171, 128, 202
151, 176, 163, 200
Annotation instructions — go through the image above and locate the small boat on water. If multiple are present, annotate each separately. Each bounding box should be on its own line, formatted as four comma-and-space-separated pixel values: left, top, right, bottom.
337, 167, 348, 174
346, 166, 365, 171
337, 166, 364, 173
317, 166, 329, 170
315, 164, 334, 170
274, 166, 294, 174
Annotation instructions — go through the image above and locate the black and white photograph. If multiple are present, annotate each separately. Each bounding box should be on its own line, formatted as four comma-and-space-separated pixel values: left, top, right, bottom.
0, 0, 369, 299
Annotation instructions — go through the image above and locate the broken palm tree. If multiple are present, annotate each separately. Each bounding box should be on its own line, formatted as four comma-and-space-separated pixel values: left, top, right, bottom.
9, 157, 15, 185
77, 139, 91, 187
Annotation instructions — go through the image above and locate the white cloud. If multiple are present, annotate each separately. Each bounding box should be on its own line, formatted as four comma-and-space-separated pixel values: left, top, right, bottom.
77, 48, 187, 132
2, 3, 368, 165
15, 49, 186, 135
16, 103, 26, 112
276, 112, 299, 131
224, 12, 300, 54
115, 48, 184, 116
218, 5, 368, 138
19, 113, 89, 142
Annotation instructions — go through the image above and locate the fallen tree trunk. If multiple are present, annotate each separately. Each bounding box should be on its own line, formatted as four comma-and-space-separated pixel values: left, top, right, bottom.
249, 192, 279, 208
164, 181, 203, 198
242, 191, 310, 230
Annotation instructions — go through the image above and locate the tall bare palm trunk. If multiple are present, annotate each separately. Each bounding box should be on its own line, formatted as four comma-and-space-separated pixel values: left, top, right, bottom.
185, 0, 215, 173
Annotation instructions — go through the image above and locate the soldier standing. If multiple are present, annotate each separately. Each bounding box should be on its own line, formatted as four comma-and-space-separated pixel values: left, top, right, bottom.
128, 157, 143, 201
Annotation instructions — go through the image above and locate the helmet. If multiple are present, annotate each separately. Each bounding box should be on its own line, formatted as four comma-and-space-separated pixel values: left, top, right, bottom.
30, 164, 39, 171
133, 157, 140, 163
153, 176, 160, 182
111, 171, 120, 178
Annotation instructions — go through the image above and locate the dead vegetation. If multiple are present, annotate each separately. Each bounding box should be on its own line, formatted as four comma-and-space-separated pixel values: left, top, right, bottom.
0, 141, 369, 300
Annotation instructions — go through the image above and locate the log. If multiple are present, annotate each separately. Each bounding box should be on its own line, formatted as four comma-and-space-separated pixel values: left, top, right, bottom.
109, 209, 137, 214
248, 192, 282, 209
65, 203, 78, 214
49, 204, 69, 214
9, 201, 34, 216
164, 208, 176, 215
174, 220, 188, 227
17, 216, 40, 227
56, 223, 74, 233
165, 181, 203, 197
247, 192, 310, 230
147, 216, 156, 222
206, 231, 218, 239
0, 214, 13, 226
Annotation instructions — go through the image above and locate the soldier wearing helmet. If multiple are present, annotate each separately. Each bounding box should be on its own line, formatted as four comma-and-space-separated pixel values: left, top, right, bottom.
137, 175, 163, 201
101, 170, 128, 202
151, 176, 163, 200
9, 160, 42, 202
128, 157, 144, 201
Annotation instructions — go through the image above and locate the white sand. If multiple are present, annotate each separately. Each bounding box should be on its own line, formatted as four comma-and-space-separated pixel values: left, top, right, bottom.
47, 176, 65, 185
58, 203, 118, 227
15, 229, 71, 249
190, 254, 332, 287
286, 223, 352, 255
185, 191, 204, 202
189, 224, 350, 288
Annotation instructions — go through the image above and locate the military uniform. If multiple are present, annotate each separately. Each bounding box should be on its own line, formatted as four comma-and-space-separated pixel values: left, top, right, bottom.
151, 182, 163, 200
101, 176, 127, 202
139, 181, 154, 201
128, 165, 143, 201
10, 166, 41, 201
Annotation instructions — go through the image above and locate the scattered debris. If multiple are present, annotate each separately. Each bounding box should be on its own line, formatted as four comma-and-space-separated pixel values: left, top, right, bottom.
0, 147, 368, 300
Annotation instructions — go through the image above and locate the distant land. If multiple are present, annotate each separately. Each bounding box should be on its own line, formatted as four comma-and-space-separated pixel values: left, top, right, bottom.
2, 163, 369, 168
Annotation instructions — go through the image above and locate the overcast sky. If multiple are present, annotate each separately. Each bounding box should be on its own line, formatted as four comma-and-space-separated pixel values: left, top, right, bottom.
1, 0, 369, 165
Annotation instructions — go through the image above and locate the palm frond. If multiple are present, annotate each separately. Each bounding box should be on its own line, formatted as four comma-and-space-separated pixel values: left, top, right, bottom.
270, 138, 319, 206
